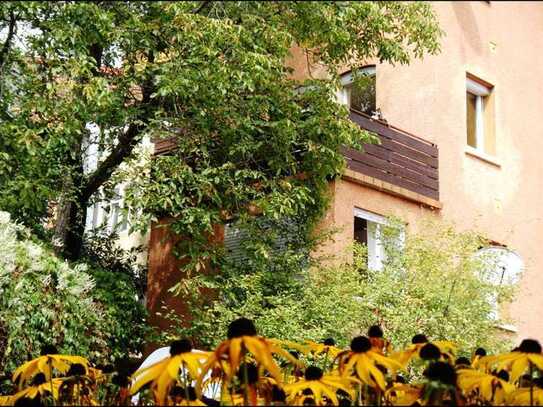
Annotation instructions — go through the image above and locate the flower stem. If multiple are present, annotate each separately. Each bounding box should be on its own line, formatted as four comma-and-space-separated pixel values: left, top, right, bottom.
182, 361, 190, 404
530, 362, 534, 407
242, 359, 249, 406
48, 358, 56, 406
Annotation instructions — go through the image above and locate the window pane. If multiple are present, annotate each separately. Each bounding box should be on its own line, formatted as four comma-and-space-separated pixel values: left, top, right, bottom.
466, 92, 477, 148
354, 217, 368, 245
350, 74, 376, 115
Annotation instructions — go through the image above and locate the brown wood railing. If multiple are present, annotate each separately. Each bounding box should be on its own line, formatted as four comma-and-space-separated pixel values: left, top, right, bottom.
342, 109, 439, 201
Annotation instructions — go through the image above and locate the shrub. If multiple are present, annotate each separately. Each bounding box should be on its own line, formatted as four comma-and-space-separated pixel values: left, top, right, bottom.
165, 217, 514, 354
0, 212, 148, 375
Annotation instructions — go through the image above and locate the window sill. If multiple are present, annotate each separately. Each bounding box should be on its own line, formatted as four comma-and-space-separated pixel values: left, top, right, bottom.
465, 146, 501, 168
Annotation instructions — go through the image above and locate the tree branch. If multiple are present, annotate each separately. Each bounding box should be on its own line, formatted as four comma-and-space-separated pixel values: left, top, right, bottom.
0, 11, 17, 71
80, 79, 154, 202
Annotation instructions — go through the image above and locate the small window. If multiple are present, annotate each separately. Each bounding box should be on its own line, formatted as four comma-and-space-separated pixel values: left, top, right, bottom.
338, 66, 376, 115
353, 208, 387, 271
466, 76, 495, 156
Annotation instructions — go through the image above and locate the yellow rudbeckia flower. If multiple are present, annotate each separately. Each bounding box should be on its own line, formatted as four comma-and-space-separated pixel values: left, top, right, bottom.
10, 373, 62, 405
457, 368, 515, 404
391, 334, 457, 368
336, 336, 402, 391
12, 352, 89, 389
198, 318, 300, 388
130, 339, 209, 405
385, 383, 423, 406
508, 387, 543, 406
284, 366, 357, 406
477, 339, 543, 383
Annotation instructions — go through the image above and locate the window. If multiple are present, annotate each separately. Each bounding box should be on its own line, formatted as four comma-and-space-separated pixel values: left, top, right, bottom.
85, 187, 129, 233
466, 76, 495, 156
475, 246, 523, 324
338, 66, 376, 115
353, 208, 387, 271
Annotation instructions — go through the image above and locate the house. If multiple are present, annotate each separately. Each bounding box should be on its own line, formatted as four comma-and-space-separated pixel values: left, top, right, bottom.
108, 1, 543, 341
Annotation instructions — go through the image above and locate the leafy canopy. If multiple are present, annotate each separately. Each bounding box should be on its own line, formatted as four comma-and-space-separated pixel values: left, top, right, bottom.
0, 2, 441, 264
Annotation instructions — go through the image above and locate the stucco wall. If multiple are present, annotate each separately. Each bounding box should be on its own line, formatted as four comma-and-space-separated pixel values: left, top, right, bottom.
324, 1, 543, 341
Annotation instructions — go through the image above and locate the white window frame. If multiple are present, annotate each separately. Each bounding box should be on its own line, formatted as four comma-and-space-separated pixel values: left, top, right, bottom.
354, 208, 386, 271
337, 66, 376, 108
466, 78, 491, 154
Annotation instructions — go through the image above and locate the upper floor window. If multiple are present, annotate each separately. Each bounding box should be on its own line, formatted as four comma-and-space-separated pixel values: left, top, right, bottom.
338, 66, 376, 115
466, 76, 495, 156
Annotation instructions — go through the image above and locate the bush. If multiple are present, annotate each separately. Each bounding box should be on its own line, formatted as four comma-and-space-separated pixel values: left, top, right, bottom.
166, 217, 514, 354
0, 212, 148, 375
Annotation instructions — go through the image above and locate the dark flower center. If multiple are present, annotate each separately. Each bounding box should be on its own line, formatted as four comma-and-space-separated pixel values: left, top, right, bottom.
350, 336, 371, 353
170, 339, 193, 356
533, 377, 543, 389
323, 338, 336, 346
420, 343, 441, 361
31, 373, 46, 386
519, 339, 542, 354
475, 347, 487, 357
67, 363, 86, 376
227, 318, 257, 339
368, 325, 383, 338
237, 363, 259, 385
496, 370, 509, 382
424, 362, 457, 386
40, 345, 58, 356
412, 334, 428, 344
455, 357, 470, 366
272, 385, 286, 402
305, 366, 323, 381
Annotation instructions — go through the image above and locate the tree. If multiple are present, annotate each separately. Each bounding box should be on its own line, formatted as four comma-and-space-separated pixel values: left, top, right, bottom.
0, 1, 442, 263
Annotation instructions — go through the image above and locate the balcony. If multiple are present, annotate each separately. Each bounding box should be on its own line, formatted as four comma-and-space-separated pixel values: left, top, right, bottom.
341, 109, 440, 206
153, 109, 440, 207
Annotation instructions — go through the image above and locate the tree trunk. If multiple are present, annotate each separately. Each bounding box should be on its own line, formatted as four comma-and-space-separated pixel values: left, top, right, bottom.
63, 195, 88, 261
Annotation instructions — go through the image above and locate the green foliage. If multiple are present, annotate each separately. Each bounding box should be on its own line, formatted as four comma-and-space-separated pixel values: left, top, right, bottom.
0, 212, 148, 375
356, 218, 515, 354
167, 218, 514, 355
0, 1, 441, 262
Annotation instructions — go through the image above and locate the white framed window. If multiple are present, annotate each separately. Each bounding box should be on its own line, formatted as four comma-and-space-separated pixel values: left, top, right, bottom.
353, 208, 405, 271
337, 66, 376, 115
466, 76, 495, 156
475, 246, 523, 325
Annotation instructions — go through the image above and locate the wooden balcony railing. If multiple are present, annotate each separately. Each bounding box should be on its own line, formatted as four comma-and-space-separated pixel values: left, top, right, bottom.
342, 109, 439, 201
153, 109, 439, 202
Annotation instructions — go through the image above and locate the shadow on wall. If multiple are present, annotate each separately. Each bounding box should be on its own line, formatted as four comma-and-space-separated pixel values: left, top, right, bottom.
451, 1, 484, 55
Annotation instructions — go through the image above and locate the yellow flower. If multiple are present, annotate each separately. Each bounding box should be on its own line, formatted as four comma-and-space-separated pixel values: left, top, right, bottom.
508, 387, 543, 405
336, 336, 402, 391
198, 318, 300, 388
385, 383, 423, 406
457, 368, 514, 404
391, 335, 456, 368
284, 366, 356, 406
477, 339, 543, 383
368, 325, 393, 355
0, 396, 12, 406
130, 339, 209, 405
10, 373, 62, 404
12, 353, 89, 389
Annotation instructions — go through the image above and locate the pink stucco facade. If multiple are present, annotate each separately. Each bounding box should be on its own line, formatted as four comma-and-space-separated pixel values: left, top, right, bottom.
311, 1, 543, 341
